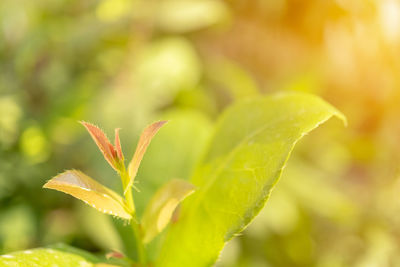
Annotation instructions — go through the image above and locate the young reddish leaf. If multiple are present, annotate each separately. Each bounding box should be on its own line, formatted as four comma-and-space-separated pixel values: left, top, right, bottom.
43, 170, 132, 220
126, 121, 168, 192
141, 179, 196, 243
105, 251, 125, 259
114, 128, 124, 161
80, 121, 118, 171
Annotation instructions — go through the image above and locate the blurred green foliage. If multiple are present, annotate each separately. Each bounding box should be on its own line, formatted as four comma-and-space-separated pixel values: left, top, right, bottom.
1, 0, 400, 266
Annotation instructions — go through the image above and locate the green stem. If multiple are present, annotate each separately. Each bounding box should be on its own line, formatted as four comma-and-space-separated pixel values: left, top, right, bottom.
120, 166, 146, 265
130, 213, 146, 265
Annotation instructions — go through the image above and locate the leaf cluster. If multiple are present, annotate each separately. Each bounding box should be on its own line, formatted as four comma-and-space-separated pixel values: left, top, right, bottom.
0, 92, 345, 266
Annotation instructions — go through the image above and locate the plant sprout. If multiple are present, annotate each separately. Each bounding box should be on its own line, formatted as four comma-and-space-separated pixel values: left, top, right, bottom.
43, 121, 196, 265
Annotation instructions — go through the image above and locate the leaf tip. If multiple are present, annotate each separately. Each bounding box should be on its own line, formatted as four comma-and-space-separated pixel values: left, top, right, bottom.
78, 120, 96, 130
42, 181, 50, 189
156, 120, 169, 127
336, 111, 348, 127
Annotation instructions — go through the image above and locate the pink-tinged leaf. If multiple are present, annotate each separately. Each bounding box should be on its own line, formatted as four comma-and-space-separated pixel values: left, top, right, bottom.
171, 205, 181, 224
114, 128, 124, 161
106, 251, 125, 260
108, 143, 117, 159
43, 170, 132, 220
141, 179, 196, 243
126, 121, 168, 192
80, 121, 118, 171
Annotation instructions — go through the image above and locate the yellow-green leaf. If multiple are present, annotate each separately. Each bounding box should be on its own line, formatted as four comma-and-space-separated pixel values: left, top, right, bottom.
0, 244, 127, 267
141, 179, 196, 243
0, 248, 95, 267
156, 92, 346, 266
43, 170, 132, 220
126, 121, 167, 193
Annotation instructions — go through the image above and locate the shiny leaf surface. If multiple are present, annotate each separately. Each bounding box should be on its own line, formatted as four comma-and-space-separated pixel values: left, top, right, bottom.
43, 170, 131, 220
0, 248, 96, 267
157, 92, 346, 266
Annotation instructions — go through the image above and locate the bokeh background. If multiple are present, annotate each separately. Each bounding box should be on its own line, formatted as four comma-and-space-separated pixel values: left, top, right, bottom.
1, 0, 400, 266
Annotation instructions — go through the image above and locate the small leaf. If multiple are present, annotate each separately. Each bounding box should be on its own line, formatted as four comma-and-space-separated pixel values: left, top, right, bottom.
44, 170, 132, 220
80, 121, 118, 171
141, 179, 195, 243
106, 251, 124, 259
114, 128, 124, 160
126, 121, 168, 192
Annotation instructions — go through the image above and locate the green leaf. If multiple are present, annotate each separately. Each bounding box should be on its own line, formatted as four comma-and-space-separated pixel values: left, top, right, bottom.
141, 179, 196, 244
0, 247, 97, 267
0, 244, 127, 267
43, 170, 132, 220
156, 92, 346, 266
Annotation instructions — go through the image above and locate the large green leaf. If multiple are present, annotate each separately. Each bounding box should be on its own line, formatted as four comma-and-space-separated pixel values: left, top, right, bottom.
0, 249, 94, 267
0, 243, 130, 267
156, 92, 346, 266
0, 246, 100, 267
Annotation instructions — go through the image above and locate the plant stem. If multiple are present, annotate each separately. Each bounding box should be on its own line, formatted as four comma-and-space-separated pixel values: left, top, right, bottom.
130, 212, 147, 265
120, 166, 147, 265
